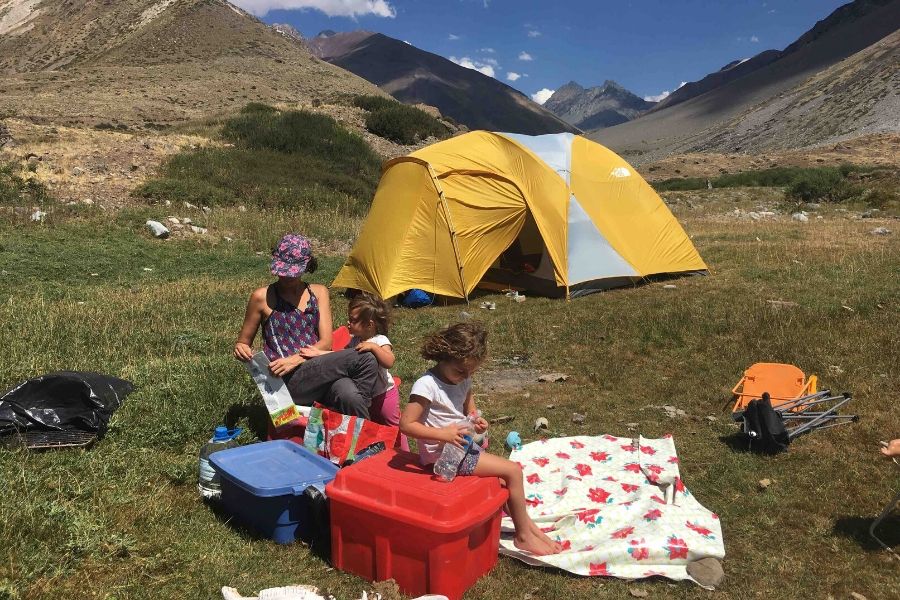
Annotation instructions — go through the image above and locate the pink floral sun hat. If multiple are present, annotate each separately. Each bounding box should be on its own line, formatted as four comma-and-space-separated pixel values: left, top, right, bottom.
270, 233, 312, 277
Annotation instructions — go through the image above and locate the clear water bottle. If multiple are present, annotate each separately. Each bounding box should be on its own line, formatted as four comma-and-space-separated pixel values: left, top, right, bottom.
198, 425, 241, 499
433, 413, 478, 483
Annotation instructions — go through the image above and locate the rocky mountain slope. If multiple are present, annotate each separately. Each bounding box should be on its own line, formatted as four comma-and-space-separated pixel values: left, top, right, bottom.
307, 30, 579, 135
543, 80, 655, 130
591, 0, 900, 161
0, 0, 384, 127
654, 0, 897, 111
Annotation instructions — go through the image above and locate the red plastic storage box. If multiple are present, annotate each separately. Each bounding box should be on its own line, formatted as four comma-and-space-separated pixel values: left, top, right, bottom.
326, 449, 509, 600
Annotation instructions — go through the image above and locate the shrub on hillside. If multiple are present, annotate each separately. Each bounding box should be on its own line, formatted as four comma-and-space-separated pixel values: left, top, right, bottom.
0, 163, 50, 206
784, 168, 863, 203
136, 104, 382, 214
352, 95, 398, 113
240, 102, 278, 114
653, 165, 881, 203
364, 104, 449, 145
222, 107, 380, 171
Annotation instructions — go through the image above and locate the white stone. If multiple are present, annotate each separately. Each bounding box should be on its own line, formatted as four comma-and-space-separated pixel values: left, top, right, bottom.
145, 220, 170, 239
871, 227, 892, 236
791, 213, 809, 223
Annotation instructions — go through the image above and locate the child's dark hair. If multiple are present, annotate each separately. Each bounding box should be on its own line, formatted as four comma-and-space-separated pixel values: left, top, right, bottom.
305, 256, 318, 274
421, 321, 488, 362
348, 292, 391, 335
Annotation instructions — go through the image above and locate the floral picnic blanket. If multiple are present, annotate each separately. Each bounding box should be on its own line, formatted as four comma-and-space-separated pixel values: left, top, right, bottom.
499, 434, 725, 583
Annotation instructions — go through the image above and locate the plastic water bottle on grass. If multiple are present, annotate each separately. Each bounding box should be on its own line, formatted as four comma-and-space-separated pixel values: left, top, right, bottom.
198, 425, 241, 499
433, 412, 479, 483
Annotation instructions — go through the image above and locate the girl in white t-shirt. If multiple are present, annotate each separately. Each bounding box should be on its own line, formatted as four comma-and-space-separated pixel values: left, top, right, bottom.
400, 321, 561, 557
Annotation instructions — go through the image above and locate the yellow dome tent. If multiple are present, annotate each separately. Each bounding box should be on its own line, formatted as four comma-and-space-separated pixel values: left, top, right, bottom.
332, 131, 707, 300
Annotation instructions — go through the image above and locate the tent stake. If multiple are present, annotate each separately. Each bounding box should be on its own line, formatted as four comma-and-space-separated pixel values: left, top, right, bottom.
427, 163, 469, 303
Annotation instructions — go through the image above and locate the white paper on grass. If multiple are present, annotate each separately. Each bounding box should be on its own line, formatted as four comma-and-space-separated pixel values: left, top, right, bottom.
244, 352, 309, 426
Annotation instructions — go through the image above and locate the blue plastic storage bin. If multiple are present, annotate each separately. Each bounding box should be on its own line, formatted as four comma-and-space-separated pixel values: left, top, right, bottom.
210, 440, 339, 544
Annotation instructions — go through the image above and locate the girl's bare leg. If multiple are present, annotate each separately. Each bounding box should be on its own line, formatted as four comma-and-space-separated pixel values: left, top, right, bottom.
473, 453, 561, 555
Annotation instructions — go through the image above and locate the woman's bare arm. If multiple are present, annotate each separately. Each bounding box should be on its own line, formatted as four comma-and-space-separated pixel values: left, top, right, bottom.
312, 284, 333, 350
234, 287, 266, 360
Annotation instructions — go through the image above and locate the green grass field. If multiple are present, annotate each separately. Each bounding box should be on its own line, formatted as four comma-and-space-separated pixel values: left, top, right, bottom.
0, 187, 898, 600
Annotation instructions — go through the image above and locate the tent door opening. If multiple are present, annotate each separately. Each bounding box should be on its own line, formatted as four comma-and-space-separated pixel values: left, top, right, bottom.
480, 211, 563, 297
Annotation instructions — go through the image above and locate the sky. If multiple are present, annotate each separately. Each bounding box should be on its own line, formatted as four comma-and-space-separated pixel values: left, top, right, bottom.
232, 0, 852, 104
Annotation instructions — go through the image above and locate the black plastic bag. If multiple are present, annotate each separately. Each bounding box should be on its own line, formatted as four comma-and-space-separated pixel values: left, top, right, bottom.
742, 394, 790, 454
0, 371, 134, 438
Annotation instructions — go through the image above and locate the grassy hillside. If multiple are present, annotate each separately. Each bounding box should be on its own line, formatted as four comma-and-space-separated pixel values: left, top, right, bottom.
0, 183, 897, 599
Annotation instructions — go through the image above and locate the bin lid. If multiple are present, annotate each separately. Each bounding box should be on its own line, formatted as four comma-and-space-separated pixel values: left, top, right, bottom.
210, 440, 339, 497
326, 449, 508, 533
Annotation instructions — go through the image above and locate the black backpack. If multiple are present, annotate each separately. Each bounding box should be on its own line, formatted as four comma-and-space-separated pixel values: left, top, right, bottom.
742, 393, 790, 453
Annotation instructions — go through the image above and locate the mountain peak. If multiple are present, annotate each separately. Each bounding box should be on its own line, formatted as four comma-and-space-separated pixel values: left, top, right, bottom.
317, 30, 338, 38
544, 79, 653, 130
558, 80, 584, 91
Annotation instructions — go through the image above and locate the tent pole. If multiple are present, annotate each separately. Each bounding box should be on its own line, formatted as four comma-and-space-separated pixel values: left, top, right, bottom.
427, 164, 469, 303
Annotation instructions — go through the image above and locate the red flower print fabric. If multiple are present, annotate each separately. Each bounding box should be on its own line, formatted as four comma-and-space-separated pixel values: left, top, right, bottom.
498, 434, 725, 584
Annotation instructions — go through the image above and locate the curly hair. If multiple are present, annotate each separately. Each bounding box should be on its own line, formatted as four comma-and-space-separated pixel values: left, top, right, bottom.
348, 292, 391, 335
421, 321, 488, 362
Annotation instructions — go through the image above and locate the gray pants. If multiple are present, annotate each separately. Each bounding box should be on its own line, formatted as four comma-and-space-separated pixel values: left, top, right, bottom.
285, 349, 378, 418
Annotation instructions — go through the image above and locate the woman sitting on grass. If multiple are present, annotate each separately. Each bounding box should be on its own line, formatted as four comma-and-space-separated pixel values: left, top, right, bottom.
400, 320, 562, 556
233, 233, 379, 418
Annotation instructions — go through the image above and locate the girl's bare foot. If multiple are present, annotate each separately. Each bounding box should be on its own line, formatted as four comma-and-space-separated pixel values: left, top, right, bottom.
530, 521, 563, 552
514, 530, 561, 555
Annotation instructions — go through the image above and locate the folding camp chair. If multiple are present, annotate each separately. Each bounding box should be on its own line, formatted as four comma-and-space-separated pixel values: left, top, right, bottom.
731, 363, 857, 452
732, 362, 818, 414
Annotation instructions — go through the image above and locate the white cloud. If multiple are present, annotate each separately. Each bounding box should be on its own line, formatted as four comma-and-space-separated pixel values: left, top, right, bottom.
527, 30, 541, 38
518, 51, 533, 61
644, 81, 687, 102
506, 72, 521, 81
232, 0, 396, 18
768, 9, 776, 13
449, 56, 496, 78
448, 33, 460, 41
531, 88, 554, 104
480, 47, 495, 53
750, 35, 759, 42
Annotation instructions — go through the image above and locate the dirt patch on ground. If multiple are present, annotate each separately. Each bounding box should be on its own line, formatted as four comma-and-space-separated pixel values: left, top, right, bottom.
0, 118, 212, 208
476, 362, 543, 395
